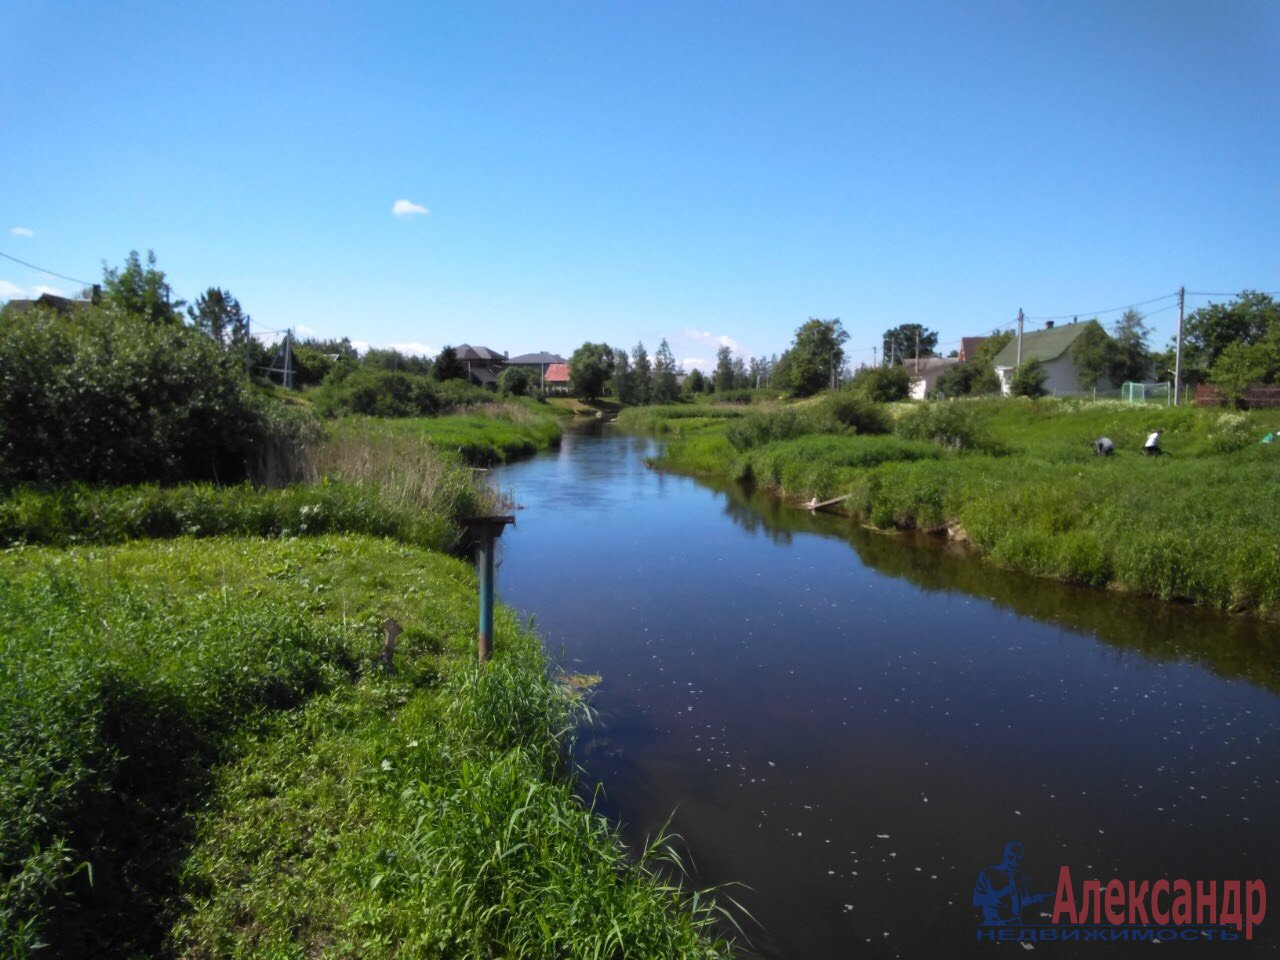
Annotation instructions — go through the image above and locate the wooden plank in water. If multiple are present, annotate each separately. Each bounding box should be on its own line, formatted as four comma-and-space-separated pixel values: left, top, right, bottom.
806, 494, 851, 511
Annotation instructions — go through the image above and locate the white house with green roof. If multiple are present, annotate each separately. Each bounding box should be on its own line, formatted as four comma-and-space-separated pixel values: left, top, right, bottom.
991, 320, 1106, 396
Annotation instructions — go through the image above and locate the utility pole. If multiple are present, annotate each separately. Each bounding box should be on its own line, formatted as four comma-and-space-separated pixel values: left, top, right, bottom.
1173, 286, 1185, 405
873, 345, 877, 367
1015, 309, 1024, 370
283, 329, 295, 389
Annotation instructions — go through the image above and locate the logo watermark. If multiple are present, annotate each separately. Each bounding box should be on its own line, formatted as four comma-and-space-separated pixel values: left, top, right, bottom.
973, 841, 1267, 944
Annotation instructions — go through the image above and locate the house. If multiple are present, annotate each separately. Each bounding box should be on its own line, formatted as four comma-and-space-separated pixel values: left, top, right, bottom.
958, 337, 988, 363
542, 362, 571, 395
454, 344, 507, 388
903, 356, 960, 400
508, 351, 567, 394
3, 292, 93, 315
991, 320, 1102, 396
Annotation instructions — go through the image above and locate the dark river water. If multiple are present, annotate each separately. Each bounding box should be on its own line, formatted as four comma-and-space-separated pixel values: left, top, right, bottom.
494, 425, 1280, 958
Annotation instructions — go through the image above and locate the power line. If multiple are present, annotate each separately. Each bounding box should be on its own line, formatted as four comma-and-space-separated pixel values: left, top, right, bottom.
1186, 290, 1280, 298
1024, 292, 1179, 322
0, 250, 95, 288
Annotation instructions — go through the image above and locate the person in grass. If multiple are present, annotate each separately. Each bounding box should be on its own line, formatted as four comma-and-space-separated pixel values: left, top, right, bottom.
1143, 430, 1162, 456
1092, 437, 1115, 456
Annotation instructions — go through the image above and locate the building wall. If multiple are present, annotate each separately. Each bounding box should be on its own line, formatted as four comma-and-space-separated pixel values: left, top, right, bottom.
996, 355, 1085, 396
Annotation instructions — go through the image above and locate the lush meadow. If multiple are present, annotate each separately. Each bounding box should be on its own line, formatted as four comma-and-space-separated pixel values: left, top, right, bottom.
1, 535, 737, 958
0, 295, 729, 957
630, 397, 1280, 615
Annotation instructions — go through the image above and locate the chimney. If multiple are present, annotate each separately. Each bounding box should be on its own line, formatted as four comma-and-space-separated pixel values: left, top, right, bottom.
1045, 320, 1055, 329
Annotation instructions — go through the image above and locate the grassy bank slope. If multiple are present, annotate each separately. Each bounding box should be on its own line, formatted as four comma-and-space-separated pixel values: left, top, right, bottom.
324, 405, 562, 468
1, 535, 733, 957
643, 399, 1280, 615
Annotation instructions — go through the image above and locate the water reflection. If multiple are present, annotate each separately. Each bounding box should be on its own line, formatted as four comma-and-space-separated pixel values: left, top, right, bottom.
710, 476, 1280, 695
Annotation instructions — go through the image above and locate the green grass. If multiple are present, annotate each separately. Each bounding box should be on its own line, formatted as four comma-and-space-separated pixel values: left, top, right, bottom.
327, 406, 562, 466
0, 480, 479, 552
615, 404, 746, 433
641, 396, 1280, 616
0, 536, 737, 958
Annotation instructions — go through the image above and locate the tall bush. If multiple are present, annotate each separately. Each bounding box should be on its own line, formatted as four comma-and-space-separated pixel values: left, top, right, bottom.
0, 305, 295, 489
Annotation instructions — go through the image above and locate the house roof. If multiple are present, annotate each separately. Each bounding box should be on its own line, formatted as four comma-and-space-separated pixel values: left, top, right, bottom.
544, 363, 570, 382
455, 344, 506, 362
4, 293, 92, 315
991, 321, 1100, 368
467, 366, 499, 385
508, 352, 566, 365
903, 357, 958, 376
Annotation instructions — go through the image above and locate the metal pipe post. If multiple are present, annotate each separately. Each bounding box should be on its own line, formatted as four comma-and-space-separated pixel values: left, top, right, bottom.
477, 527, 495, 662
462, 515, 514, 663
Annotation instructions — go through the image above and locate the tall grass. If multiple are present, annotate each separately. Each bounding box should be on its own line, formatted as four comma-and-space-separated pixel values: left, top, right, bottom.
642, 397, 1280, 616
616, 404, 746, 432
326, 408, 562, 467
3, 536, 739, 958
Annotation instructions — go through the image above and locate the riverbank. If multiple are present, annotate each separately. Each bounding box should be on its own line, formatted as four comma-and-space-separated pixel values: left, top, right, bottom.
0, 416, 735, 957
621, 397, 1280, 616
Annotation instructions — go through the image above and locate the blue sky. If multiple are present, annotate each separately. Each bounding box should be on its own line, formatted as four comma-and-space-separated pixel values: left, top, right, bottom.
3, 1, 1277, 371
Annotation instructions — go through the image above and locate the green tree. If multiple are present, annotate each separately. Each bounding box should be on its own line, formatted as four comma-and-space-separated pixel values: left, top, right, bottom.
1182, 291, 1280, 381
783, 318, 848, 396
1069, 320, 1116, 389
882, 323, 938, 365
731, 355, 749, 389
498, 365, 534, 397
187, 288, 250, 349
364, 348, 432, 375
610, 348, 637, 404
1208, 326, 1280, 406
1010, 358, 1048, 397
433, 346, 465, 381
102, 250, 184, 324
682, 368, 707, 396
652, 339, 680, 403
569, 342, 615, 401
849, 364, 910, 402
713, 345, 735, 393
631, 342, 653, 405
933, 331, 1011, 397
1109, 309, 1152, 383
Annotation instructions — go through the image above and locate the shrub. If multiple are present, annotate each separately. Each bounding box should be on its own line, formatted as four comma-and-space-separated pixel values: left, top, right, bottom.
0, 305, 297, 489
848, 365, 911, 402
724, 408, 831, 451
894, 403, 998, 451
1205, 412, 1253, 453
313, 369, 494, 418
820, 392, 892, 434
498, 366, 534, 397
1010, 359, 1049, 398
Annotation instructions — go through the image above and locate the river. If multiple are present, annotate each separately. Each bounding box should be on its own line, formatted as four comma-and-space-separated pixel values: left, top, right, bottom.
494, 424, 1280, 958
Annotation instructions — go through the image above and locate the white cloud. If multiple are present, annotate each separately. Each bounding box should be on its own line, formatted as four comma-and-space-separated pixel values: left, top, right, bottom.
391, 198, 430, 218
350, 340, 373, 354
0, 279, 65, 300
391, 342, 437, 357
682, 327, 744, 355
10, 227, 34, 237
295, 324, 319, 336
681, 357, 709, 372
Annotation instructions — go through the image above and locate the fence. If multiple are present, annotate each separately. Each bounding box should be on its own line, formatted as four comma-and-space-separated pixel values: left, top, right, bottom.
1194, 384, 1280, 408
